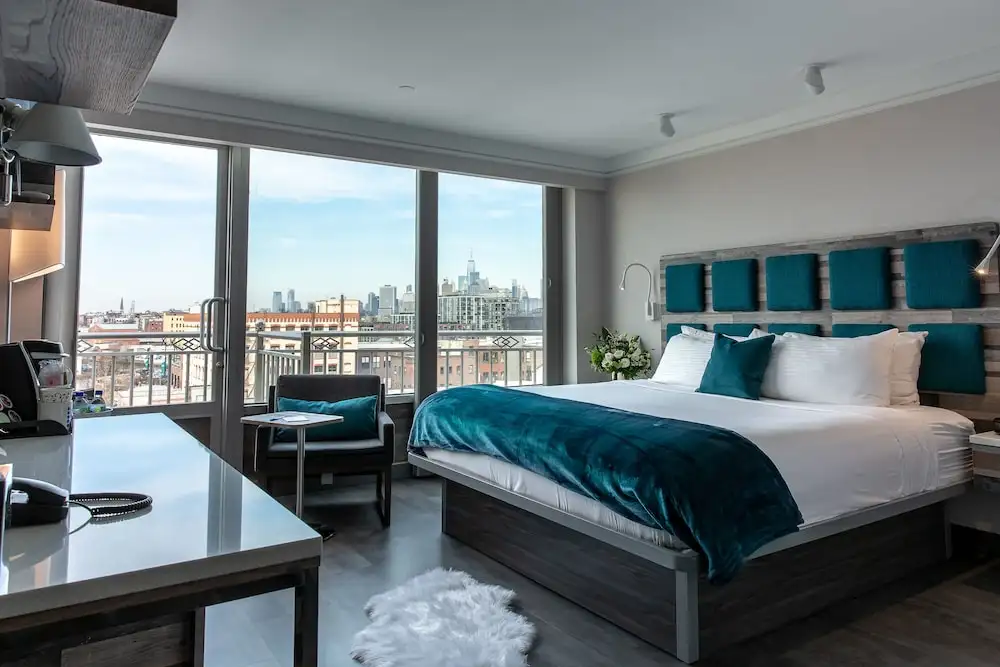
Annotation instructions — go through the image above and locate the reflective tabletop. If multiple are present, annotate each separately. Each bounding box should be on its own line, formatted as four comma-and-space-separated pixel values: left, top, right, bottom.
0, 413, 320, 619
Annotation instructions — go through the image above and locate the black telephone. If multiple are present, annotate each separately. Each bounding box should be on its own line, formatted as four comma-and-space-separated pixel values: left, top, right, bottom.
9, 477, 69, 527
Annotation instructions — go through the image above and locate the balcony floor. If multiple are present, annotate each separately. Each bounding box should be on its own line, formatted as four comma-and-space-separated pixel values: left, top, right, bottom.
204, 478, 1000, 667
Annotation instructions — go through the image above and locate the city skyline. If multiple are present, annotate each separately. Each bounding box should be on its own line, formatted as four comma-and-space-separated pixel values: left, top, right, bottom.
79, 136, 544, 312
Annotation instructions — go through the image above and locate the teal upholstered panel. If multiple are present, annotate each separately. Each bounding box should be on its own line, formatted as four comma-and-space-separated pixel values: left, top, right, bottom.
828, 247, 891, 310
768, 323, 821, 336
765, 254, 819, 311
831, 324, 895, 338
903, 240, 981, 309
711, 259, 758, 312
908, 324, 985, 394
665, 323, 706, 341
713, 323, 757, 337
665, 263, 705, 313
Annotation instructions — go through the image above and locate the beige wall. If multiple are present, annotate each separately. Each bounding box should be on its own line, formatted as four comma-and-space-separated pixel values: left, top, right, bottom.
608, 80, 1000, 356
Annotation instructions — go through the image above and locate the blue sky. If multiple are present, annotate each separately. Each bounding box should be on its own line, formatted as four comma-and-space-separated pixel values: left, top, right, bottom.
79, 136, 543, 312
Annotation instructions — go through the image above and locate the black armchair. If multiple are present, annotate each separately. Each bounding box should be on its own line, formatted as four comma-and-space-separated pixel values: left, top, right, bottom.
253, 374, 394, 527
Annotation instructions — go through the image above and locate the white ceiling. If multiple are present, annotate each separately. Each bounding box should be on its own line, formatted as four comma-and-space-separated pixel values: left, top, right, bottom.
147, 0, 1000, 174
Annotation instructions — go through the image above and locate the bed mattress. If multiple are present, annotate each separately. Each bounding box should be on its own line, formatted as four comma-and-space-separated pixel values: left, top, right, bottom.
423, 380, 974, 549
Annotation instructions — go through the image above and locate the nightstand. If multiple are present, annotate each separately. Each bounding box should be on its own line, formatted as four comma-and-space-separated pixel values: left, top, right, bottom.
970, 432, 1000, 482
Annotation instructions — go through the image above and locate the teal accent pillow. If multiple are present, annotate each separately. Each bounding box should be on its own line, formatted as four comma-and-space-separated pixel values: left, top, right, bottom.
766, 254, 819, 311
828, 247, 891, 310
908, 324, 985, 394
903, 240, 981, 309
711, 259, 758, 312
698, 334, 775, 400
713, 323, 757, 337
665, 323, 706, 342
768, 323, 821, 336
665, 263, 705, 313
832, 323, 894, 338
274, 395, 378, 442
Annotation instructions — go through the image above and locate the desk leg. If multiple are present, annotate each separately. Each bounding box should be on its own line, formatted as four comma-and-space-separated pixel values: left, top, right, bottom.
295, 427, 306, 517
294, 565, 319, 667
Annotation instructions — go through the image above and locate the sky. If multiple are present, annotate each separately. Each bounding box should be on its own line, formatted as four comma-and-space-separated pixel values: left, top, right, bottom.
79, 135, 544, 313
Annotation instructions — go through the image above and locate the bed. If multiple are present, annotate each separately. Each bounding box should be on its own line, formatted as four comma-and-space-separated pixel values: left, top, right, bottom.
408, 222, 999, 663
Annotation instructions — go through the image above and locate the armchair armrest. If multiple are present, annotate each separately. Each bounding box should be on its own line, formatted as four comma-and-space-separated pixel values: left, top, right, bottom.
378, 411, 395, 452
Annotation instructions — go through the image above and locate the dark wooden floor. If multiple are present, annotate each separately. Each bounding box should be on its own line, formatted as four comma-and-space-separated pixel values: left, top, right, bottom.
204, 478, 1000, 667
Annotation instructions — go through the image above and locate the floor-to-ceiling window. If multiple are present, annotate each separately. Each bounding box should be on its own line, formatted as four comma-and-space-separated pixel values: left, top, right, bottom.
75, 135, 220, 407
437, 173, 544, 388
244, 149, 416, 401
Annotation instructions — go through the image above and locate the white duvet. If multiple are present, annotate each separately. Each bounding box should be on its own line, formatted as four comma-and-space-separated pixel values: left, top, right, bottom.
424, 380, 973, 546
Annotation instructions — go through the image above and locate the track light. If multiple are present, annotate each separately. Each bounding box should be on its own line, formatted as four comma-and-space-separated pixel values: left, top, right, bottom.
659, 113, 676, 138
804, 65, 825, 95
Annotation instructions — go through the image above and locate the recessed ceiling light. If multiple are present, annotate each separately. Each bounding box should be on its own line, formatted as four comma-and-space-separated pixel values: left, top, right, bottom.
398, 85, 416, 91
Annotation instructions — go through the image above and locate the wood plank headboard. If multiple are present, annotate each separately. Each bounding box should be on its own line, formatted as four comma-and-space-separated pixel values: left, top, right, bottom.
658, 222, 1000, 428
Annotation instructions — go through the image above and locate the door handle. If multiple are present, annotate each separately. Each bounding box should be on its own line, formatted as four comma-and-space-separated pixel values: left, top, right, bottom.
203, 296, 226, 354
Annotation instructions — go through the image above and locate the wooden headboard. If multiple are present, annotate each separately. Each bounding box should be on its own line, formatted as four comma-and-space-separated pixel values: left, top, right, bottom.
658, 222, 1000, 428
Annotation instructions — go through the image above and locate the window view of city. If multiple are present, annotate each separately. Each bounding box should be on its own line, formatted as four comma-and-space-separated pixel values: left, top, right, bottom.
75, 137, 543, 408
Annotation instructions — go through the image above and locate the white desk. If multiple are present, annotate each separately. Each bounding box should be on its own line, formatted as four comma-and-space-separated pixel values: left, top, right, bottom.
0, 413, 322, 667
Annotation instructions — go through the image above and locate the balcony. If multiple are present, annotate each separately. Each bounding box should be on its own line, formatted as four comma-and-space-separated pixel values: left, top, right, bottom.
75, 330, 544, 409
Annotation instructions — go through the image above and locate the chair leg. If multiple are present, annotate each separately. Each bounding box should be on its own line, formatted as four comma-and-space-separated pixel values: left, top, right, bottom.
381, 465, 392, 528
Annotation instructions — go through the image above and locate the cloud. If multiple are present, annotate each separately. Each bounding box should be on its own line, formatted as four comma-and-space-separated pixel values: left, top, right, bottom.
249, 149, 415, 203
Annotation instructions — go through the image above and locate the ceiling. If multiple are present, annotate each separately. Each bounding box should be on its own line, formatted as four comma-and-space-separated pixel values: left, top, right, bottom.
147, 0, 1000, 174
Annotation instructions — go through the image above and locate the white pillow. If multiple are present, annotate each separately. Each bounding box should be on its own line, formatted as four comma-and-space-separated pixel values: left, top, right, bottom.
681, 325, 765, 342
782, 329, 927, 406
889, 331, 927, 406
651, 333, 714, 387
761, 330, 897, 406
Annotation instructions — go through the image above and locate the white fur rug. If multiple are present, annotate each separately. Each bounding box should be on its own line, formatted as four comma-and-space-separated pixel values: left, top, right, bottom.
351, 568, 536, 667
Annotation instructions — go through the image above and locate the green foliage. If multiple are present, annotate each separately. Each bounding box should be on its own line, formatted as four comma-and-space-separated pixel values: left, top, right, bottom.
584, 329, 652, 380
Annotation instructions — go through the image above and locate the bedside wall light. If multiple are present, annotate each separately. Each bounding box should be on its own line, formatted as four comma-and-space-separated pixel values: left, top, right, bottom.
975, 234, 1000, 276
620, 263, 657, 321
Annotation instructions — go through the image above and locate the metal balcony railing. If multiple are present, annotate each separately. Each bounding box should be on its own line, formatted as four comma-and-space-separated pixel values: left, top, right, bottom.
76, 329, 544, 409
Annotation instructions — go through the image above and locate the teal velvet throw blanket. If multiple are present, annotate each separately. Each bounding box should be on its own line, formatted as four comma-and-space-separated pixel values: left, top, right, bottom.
409, 385, 802, 584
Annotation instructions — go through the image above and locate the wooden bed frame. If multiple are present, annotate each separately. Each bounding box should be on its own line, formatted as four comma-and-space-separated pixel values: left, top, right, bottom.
410, 451, 967, 663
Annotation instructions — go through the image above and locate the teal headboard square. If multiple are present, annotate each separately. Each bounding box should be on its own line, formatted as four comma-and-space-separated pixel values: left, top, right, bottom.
903, 240, 982, 309
768, 323, 821, 336
765, 254, 819, 311
665, 323, 706, 342
828, 247, 891, 310
908, 323, 985, 394
665, 263, 705, 313
713, 323, 757, 337
831, 324, 895, 338
711, 259, 758, 312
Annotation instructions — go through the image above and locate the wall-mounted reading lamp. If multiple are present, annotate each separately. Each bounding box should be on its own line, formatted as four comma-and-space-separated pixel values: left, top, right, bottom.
975, 234, 1000, 276
619, 263, 657, 321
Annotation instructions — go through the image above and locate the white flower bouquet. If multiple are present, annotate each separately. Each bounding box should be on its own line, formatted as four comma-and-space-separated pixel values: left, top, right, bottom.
585, 328, 652, 380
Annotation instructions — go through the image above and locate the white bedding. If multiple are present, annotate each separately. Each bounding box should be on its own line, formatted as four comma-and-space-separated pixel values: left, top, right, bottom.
423, 380, 974, 548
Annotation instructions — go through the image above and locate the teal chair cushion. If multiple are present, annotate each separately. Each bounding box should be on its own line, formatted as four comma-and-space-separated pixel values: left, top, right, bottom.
274, 395, 378, 442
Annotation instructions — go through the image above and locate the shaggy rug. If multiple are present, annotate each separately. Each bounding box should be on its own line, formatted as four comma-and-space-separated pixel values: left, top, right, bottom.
351, 568, 536, 667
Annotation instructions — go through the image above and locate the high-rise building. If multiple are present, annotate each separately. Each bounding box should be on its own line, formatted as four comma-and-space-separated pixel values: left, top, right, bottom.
271, 291, 283, 313
306, 301, 316, 313
129, 299, 136, 315
466, 256, 482, 295
366, 292, 379, 315
511, 280, 519, 300
438, 292, 519, 330
457, 275, 467, 293
378, 285, 397, 316
440, 278, 455, 295
286, 289, 295, 312
400, 286, 416, 314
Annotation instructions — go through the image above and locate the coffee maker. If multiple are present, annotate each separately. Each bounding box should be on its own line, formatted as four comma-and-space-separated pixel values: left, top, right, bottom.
0, 340, 73, 439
